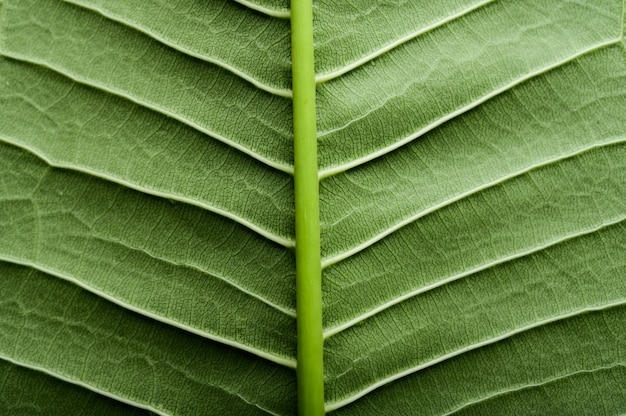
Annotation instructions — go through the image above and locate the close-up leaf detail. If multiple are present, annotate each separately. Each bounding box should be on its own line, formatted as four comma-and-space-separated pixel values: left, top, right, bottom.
0, 0, 625, 414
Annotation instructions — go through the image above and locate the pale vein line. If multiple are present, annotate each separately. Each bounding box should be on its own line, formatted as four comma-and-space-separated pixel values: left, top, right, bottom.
0, 354, 171, 416
61, 0, 292, 98
0, 136, 295, 248
232, 0, 290, 19
0, 255, 297, 368
620, 0, 626, 48
323, 215, 626, 339
443, 363, 626, 415
318, 38, 621, 179
325, 300, 626, 412
0, 354, 281, 416
315, 0, 496, 84
321, 138, 626, 269
0, 151, 297, 311
0, 53, 295, 175
90, 234, 296, 317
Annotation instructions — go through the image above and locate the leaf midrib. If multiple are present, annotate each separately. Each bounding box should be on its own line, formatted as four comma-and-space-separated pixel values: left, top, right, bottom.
2, 1, 624, 413
4, 38, 620, 255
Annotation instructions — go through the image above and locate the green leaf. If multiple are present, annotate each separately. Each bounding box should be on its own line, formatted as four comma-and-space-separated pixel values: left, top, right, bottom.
1, 0, 625, 414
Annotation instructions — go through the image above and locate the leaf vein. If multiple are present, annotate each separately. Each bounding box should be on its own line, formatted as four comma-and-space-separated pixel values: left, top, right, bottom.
60, 0, 292, 97
0, 135, 295, 248
0, 53, 295, 175
0, 354, 171, 416
325, 300, 626, 411
315, 0, 496, 83
318, 39, 621, 178
232, 0, 290, 19
90, 233, 296, 317
322, 138, 626, 269
0, 256, 298, 368
324, 215, 626, 338
442, 363, 626, 415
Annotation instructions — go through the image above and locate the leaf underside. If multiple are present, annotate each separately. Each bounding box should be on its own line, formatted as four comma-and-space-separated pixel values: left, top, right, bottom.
0, 0, 625, 414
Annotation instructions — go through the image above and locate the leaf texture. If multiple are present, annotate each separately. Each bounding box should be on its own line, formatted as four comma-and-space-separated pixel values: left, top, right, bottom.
0, 359, 151, 416
0, 0, 625, 414
316, 0, 626, 412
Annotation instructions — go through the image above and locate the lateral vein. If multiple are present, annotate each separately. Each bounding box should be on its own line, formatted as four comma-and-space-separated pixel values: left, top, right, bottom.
323, 215, 626, 338
321, 138, 626, 269
318, 39, 621, 179
315, 0, 495, 84
0, 255, 298, 368
0, 354, 172, 416
89, 233, 297, 317
325, 300, 626, 412
0, 53, 295, 175
442, 363, 626, 415
0, 136, 296, 248
233, 0, 290, 19
60, 0, 292, 97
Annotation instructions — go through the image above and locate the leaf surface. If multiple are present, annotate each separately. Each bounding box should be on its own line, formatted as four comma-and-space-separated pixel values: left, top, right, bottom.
0, 0, 625, 414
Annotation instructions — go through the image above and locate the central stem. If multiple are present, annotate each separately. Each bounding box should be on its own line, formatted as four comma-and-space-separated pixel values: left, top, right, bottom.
291, 0, 324, 414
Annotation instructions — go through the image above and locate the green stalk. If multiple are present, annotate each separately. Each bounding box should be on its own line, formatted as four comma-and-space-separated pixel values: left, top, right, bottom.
291, 0, 324, 414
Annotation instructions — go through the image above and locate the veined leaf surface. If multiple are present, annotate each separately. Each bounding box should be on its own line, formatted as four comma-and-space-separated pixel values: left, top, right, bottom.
0, 0, 625, 414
